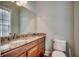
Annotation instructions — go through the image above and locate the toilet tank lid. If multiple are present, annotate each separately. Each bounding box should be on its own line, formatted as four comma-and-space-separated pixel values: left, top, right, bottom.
53, 39, 66, 43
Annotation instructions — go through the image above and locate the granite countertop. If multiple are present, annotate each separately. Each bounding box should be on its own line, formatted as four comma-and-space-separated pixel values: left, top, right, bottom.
0, 35, 45, 53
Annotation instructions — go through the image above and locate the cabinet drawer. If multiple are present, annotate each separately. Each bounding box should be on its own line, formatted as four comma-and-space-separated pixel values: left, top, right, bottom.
26, 40, 38, 50
38, 42, 45, 50
28, 46, 39, 57
38, 37, 45, 43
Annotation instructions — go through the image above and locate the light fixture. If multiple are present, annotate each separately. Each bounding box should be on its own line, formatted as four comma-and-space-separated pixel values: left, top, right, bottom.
15, 1, 27, 6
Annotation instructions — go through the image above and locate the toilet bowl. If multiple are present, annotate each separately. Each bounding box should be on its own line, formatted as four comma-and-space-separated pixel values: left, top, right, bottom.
52, 50, 66, 57
51, 39, 66, 57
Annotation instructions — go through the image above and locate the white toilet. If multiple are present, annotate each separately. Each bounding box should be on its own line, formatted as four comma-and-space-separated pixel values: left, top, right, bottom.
52, 39, 66, 57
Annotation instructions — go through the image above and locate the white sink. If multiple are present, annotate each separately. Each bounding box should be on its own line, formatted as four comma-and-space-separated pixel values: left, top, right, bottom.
0, 40, 27, 52
10, 40, 27, 48
0, 44, 11, 52
11, 40, 27, 44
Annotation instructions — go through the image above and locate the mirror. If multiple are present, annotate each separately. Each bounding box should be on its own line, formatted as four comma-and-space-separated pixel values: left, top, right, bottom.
0, 1, 36, 37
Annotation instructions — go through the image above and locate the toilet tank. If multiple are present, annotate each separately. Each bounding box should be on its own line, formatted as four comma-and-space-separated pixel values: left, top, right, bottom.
53, 39, 66, 52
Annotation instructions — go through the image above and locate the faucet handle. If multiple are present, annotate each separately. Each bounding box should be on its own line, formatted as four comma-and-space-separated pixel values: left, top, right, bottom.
13, 33, 16, 39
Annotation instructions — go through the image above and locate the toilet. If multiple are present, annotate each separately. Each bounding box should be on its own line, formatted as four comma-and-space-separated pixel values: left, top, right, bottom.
52, 39, 66, 57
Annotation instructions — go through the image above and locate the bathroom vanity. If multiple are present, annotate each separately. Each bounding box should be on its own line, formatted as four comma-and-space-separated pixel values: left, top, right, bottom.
0, 33, 46, 57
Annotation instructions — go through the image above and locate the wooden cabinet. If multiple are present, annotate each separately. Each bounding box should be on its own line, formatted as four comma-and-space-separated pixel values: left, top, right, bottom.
1, 36, 45, 57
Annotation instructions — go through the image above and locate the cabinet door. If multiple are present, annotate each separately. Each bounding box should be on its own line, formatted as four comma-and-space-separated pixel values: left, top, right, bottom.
19, 52, 26, 57
39, 48, 45, 57
28, 46, 39, 57
38, 42, 45, 57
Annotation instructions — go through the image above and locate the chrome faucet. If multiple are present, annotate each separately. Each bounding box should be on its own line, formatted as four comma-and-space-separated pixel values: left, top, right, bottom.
13, 33, 16, 39
9, 33, 16, 40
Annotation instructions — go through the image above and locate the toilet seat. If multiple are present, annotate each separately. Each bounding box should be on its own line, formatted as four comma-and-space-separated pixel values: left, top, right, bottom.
52, 50, 66, 57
